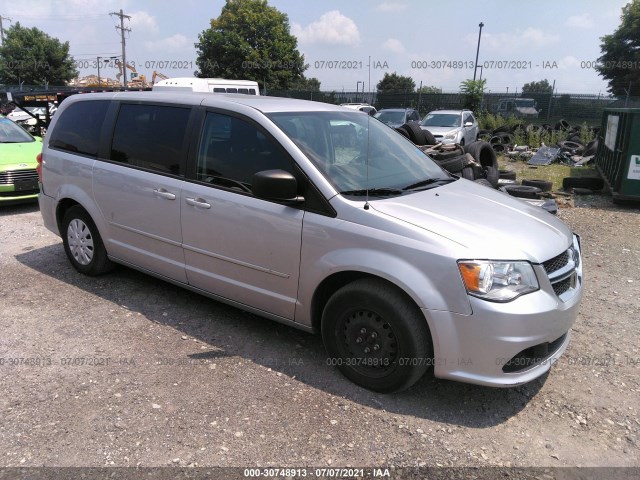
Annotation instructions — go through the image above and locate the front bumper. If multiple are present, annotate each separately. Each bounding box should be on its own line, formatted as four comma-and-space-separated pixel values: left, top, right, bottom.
424, 241, 583, 387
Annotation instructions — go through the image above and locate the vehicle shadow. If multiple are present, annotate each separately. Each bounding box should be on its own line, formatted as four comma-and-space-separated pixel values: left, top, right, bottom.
15, 244, 546, 428
0, 200, 39, 216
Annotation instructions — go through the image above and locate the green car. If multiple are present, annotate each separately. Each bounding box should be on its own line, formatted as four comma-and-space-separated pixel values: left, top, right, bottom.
0, 117, 43, 203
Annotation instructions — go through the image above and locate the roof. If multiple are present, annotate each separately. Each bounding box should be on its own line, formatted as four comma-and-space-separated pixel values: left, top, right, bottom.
56, 91, 348, 113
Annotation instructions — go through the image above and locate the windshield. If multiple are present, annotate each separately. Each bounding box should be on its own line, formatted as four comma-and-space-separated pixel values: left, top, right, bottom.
0, 118, 35, 143
421, 113, 461, 128
268, 111, 449, 195
374, 110, 404, 124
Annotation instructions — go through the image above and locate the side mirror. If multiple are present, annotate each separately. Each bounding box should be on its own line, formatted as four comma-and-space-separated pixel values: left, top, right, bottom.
252, 169, 303, 203
464, 121, 473, 127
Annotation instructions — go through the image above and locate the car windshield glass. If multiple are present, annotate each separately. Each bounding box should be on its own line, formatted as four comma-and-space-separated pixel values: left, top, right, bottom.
374, 111, 405, 124
420, 113, 461, 127
515, 99, 535, 107
0, 118, 35, 143
268, 111, 448, 195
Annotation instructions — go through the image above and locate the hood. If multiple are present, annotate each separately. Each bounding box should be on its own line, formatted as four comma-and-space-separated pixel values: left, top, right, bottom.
370, 179, 572, 263
421, 126, 460, 136
0, 139, 42, 167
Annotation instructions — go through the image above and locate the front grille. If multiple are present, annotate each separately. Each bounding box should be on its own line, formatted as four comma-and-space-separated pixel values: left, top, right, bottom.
502, 334, 567, 373
543, 250, 570, 274
552, 276, 573, 296
0, 169, 38, 185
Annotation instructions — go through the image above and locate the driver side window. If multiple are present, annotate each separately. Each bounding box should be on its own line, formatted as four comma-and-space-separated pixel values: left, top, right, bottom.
197, 112, 294, 189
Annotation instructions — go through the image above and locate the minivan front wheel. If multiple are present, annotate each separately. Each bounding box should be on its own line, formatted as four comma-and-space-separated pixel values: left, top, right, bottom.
62, 206, 113, 275
321, 278, 432, 393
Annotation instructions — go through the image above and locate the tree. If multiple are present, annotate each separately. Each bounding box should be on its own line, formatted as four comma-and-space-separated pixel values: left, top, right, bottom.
0, 22, 77, 85
376, 72, 415, 92
522, 79, 553, 94
596, 0, 640, 96
417, 85, 441, 94
290, 77, 321, 91
195, 0, 307, 91
459, 78, 486, 113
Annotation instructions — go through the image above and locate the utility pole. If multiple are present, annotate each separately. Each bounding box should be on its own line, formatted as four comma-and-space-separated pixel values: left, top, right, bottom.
0, 15, 12, 46
473, 22, 484, 81
110, 9, 131, 87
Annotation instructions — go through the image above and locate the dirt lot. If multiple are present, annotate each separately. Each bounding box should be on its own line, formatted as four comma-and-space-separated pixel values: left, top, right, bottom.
0, 196, 638, 471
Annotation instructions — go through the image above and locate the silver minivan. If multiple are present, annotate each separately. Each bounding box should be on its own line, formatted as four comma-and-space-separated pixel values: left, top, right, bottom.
38, 92, 583, 393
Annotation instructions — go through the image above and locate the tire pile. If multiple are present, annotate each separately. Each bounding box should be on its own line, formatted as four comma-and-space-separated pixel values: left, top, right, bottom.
478, 119, 599, 159
395, 123, 501, 189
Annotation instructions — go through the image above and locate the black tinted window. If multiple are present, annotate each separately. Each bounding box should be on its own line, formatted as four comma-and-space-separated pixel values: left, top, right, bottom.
48, 100, 109, 157
110, 104, 189, 175
197, 112, 293, 188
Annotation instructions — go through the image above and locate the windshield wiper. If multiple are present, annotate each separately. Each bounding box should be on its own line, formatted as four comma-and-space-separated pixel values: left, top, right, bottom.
340, 188, 403, 197
402, 178, 456, 191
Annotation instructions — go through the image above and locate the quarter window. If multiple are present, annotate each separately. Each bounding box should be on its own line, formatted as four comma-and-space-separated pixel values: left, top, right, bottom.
110, 104, 190, 176
48, 100, 109, 158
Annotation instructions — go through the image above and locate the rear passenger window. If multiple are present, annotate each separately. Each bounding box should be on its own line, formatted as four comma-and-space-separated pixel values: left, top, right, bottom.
197, 112, 294, 188
48, 100, 109, 158
110, 104, 190, 176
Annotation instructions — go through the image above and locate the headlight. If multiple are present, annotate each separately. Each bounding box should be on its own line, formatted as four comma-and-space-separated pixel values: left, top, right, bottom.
457, 260, 539, 302
444, 131, 458, 140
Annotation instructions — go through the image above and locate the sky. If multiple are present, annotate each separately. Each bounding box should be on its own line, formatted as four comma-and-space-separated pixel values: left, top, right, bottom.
0, 0, 631, 94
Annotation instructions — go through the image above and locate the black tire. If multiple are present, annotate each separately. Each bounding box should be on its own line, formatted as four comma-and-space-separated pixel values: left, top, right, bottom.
478, 129, 491, 136
562, 176, 604, 190
521, 179, 553, 192
498, 169, 517, 180
474, 178, 493, 188
483, 166, 499, 188
422, 129, 437, 146
428, 145, 465, 161
525, 124, 542, 134
555, 119, 571, 131
460, 166, 475, 180
401, 122, 428, 145
321, 278, 432, 393
62, 206, 114, 276
434, 155, 465, 173
510, 122, 525, 133
395, 126, 411, 140
492, 144, 506, 153
567, 135, 583, 145
464, 141, 498, 168
499, 132, 514, 144
558, 140, 585, 155
503, 184, 541, 199
583, 139, 598, 157
492, 125, 511, 134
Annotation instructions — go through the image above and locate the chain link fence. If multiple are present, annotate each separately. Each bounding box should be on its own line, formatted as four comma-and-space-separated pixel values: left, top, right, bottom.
3, 84, 640, 126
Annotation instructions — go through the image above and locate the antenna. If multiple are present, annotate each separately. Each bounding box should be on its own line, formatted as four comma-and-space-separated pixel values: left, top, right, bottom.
364, 112, 371, 210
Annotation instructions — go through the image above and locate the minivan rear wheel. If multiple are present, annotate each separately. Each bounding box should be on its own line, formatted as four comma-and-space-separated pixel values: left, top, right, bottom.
321, 278, 432, 393
62, 206, 113, 275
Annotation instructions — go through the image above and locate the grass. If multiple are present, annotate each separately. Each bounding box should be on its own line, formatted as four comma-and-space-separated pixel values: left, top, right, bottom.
498, 156, 600, 191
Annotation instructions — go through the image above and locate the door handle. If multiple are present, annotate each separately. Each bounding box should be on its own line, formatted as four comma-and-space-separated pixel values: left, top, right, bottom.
185, 197, 211, 209
153, 188, 176, 200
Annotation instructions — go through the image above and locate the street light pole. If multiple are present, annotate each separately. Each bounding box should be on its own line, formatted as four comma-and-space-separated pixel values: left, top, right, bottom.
473, 22, 484, 81
97, 56, 102, 86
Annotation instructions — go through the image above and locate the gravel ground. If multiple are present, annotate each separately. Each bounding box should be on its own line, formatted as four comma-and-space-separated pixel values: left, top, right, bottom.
0, 197, 638, 470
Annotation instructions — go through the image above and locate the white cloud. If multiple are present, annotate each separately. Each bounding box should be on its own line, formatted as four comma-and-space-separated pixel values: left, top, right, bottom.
470, 28, 560, 53
565, 13, 595, 29
376, 2, 408, 12
382, 38, 406, 54
292, 11, 360, 46
144, 34, 189, 53
129, 11, 159, 33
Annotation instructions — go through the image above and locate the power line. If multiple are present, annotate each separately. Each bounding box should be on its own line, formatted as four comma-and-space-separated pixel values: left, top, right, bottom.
109, 9, 131, 86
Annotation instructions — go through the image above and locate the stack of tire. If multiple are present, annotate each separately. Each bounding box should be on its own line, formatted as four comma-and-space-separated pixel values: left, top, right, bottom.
394, 123, 436, 146
422, 141, 500, 189
481, 119, 599, 156
499, 179, 553, 200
